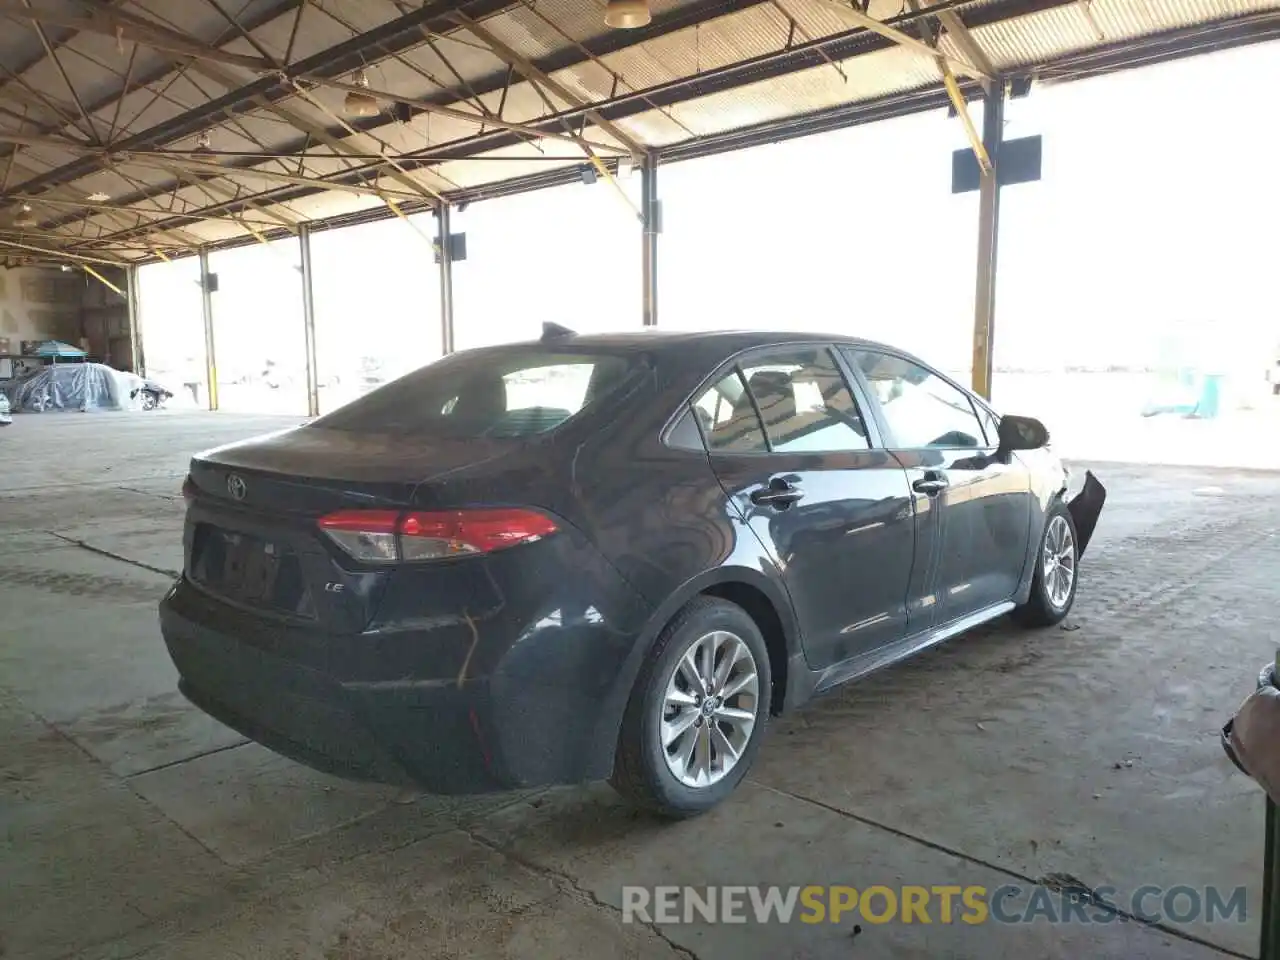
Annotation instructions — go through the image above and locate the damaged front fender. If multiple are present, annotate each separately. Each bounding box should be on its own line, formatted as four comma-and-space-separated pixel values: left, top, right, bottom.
1067, 470, 1106, 558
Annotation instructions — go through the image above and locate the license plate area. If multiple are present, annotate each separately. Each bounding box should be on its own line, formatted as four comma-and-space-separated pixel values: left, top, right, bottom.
192, 524, 314, 618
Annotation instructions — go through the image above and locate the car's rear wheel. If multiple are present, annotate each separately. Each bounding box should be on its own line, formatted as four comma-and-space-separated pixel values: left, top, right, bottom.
1013, 501, 1079, 627
140, 391, 158, 410
611, 597, 771, 818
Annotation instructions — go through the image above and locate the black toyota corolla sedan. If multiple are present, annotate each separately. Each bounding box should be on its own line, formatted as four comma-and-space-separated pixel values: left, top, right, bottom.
161, 326, 1105, 817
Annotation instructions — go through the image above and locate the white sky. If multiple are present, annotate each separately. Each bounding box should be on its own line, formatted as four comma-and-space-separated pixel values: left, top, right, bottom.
655, 39, 1280, 374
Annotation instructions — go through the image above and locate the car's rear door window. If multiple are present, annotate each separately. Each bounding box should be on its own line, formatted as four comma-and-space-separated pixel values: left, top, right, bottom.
691, 371, 768, 453
312, 349, 636, 438
738, 347, 871, 453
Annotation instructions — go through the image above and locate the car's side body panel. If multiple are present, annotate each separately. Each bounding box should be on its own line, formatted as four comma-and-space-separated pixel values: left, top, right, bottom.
548, 354, 804, 727
1008, 446, 1071, 602
158, 329, 1101, 797
888, 448, 1033, 627
837, 346, 1038, 627
708, 448, 918, 670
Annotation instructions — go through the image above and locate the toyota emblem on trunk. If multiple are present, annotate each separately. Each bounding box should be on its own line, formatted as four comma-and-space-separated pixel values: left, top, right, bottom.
226, 474, 247, 501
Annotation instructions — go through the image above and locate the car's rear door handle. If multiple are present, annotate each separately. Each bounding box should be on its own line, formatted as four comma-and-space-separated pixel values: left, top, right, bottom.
912, 474, 949, 496
751, 480, 804, 508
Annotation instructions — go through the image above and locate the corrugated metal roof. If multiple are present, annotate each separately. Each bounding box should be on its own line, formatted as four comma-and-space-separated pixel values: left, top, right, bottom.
1, 0, 1278, 263
612, 6, 792, 84
654, 41, 939, 137
486, 0, 700, 61
977, 0, 1280, 66
974, 4, 1102, 62
1090, 0, 1279, 37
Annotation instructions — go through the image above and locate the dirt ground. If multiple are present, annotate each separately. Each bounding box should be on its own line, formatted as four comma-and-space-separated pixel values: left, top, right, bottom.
1, 410, 1272, 960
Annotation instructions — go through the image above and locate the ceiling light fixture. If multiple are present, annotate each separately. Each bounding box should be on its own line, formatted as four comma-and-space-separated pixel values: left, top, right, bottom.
605, 0, 651, 29
186, 132, 222, 182
344, 69, 380, 118
87, 191, 110, 202
13, 203, 35, 227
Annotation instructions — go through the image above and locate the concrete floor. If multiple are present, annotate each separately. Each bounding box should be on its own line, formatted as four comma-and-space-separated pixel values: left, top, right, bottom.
2, 410, 1274, 960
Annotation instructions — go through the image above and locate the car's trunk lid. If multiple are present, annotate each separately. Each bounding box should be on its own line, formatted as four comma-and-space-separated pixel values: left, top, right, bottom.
184, 426, 515, 632
188, 425, 510, 509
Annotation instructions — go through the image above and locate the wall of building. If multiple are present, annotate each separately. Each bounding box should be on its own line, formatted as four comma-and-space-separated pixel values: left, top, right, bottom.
0, 265, 83, 354
79, 266, 132, 370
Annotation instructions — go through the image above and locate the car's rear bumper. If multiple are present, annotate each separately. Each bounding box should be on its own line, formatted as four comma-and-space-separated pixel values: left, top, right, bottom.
161, 591, 503, 791
159, 553, 653, 793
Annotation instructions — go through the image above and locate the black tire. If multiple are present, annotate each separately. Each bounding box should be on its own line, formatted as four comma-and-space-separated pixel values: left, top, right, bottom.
140, 391, 157, 410
610, 596, 772, 819
1012, 499, 1079, 628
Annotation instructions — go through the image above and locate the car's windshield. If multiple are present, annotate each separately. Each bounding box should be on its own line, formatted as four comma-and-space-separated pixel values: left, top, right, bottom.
310, 347, 640, 439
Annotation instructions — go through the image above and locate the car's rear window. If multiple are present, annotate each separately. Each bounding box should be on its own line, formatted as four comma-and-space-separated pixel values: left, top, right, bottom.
309, 348, 639, 438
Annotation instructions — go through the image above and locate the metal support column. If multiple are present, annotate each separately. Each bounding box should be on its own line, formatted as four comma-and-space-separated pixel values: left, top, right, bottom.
125, 263, 144, 376
298, 224, 320, 417
437, 204, 456, 354
199, 247, 218, 411
971, 81, 1005, 401
641, 156, 660, 327
1223, 656, 1280, 960
1263, 791, 1280, 960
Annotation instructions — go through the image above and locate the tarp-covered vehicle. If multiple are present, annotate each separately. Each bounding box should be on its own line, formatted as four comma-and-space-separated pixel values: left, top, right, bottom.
3, 362, 146, 413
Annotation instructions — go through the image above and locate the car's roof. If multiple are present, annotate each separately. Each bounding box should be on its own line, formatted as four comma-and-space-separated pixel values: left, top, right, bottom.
481, 328, 889, 355
472, 328, 996, 413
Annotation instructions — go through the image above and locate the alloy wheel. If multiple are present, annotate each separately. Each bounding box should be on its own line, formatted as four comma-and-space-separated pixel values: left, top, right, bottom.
1043, 514, 1076, 609
659, 629, 759, 789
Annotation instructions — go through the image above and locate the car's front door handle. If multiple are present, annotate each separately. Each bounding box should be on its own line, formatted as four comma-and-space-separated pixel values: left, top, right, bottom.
912, 475, 949, 496
751, 480, 804, 508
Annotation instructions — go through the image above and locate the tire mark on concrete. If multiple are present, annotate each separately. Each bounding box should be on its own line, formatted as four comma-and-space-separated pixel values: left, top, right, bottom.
0, 566, 167, 604
0, 488, 171, 531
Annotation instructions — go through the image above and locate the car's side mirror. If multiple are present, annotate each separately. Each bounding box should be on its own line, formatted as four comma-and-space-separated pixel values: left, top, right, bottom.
996, 414, 1050, 453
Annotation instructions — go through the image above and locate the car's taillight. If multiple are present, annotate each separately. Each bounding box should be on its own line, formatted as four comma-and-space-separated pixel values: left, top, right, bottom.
316, 510, 401, 562
317, 508, 558, 563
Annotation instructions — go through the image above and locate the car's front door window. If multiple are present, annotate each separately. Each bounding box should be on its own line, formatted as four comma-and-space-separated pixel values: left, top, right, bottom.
975, 403, 1001, 448
843, 349, 986, 449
